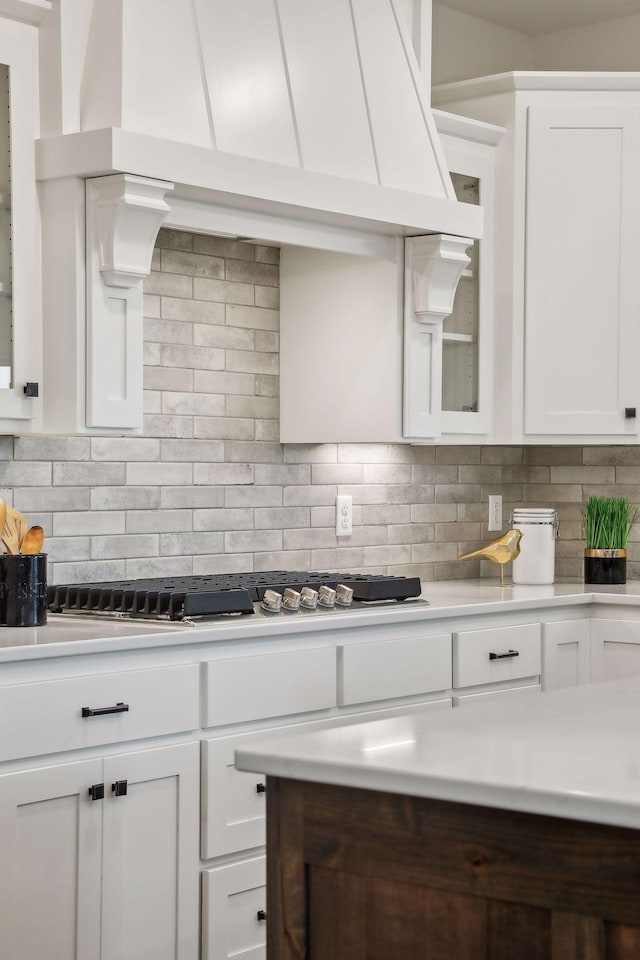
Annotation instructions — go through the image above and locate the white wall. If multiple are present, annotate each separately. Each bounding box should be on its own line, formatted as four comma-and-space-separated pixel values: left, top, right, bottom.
432, 4, 533, 85
432, 5, 640, 85
533, 14, 640, 71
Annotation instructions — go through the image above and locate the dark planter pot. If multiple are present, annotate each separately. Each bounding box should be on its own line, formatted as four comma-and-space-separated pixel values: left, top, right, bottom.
584, 548, 627, 585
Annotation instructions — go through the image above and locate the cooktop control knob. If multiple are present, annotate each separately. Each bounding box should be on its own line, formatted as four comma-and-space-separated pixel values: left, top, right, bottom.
261, 589, 282, 613
300, 587, 318, 610
318, 585, 336, 608
335, 584, 354, 607
282, 587, 301, 612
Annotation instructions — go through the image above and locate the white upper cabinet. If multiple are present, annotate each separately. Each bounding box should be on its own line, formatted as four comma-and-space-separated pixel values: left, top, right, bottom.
525, 105, 640, 437
433, 72, 640, 444
0, 16, 43, 432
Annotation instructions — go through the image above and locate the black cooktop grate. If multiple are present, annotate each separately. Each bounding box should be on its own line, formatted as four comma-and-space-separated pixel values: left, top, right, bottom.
48, 571, 422, 620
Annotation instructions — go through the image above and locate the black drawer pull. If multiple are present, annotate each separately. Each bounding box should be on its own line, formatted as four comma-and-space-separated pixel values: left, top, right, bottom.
257, 910, 267, 922
88, 783, 104, 801
82, 701, 129, 718
256, 782, 266, 794
112, 779, 128, 798
489, 649, 519, 661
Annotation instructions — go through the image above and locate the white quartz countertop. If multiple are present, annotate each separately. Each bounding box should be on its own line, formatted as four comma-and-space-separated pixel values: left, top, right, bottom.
2, 578, 640, 661
235, 674, 640, 831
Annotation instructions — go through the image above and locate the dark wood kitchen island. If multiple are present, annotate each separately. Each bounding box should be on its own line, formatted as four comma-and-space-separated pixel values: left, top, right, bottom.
236, 679, 640, 959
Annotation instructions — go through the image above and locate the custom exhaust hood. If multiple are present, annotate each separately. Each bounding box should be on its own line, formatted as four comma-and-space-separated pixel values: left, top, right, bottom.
35, 0, 482, 436
36, 0, 481, 242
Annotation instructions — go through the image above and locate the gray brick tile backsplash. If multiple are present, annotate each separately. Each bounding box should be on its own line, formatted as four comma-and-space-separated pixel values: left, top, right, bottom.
160, 439, 224, 462
162, 392, 225, 417
144, 318, 193, 345
161, 249, 225, 279
193, 324, 254, 351
194, 277, 254, 305
162, 296, 225, 325
144, 368, 194, 393
254, 286, 279, 310
143, 415, 194, 438
194, 371, 255, 396
225, 258, 278, 286
226, 303, 279, 330
194, 417, 255, 440
156, 228, 194, 252
193, 235, 255, 261
193, 508, 253, 531
9, 231, 634, 583
160, 486, 225, 509
14, 437, 90, 461
255, 420, 279, 441
91, 487, 161, 511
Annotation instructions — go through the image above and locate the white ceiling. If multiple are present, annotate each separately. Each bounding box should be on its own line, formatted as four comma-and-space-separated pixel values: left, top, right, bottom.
435, 0, 640, 35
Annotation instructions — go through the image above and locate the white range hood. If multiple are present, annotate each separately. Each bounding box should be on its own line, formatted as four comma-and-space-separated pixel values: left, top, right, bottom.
36, 0, 481, 241
35, 0, 481, 437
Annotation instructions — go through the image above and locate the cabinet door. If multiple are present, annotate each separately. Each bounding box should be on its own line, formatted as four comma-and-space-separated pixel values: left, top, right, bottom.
524, 106, 640, 436
590, 619, 640, 683
543, 620, 590, 691
439, 135, 496, 437
0, 18, 42, 426
202, 857, 266, 960
0, 759, 103, 960
101, 742, 200, 960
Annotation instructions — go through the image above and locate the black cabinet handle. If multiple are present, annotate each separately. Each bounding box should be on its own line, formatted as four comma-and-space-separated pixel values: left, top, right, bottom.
88, 783, 104, 801
112, 780, 128, 798
82, 701, 129, 718
256, 782, 266, 794
489, 649, 519, 661
257, 910, 267, 922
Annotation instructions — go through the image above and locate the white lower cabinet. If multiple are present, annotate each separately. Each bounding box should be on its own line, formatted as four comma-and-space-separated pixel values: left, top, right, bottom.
0, 742, 199, 960
590, 619, 640, 683
453, 623, 541, 688
202, 857, 266, 960
542, 620, 591, 691
337, 632, 452, 706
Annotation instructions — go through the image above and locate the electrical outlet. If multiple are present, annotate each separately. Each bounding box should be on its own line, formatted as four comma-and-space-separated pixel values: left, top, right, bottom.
488, 495, 502, 532
336, 494, 352, 537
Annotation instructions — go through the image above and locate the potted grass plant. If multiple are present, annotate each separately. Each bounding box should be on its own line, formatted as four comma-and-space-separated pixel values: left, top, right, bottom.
581, 495, 639, 584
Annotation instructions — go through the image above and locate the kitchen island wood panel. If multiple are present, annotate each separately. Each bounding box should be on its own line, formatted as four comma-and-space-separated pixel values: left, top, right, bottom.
267, 777, 640, 959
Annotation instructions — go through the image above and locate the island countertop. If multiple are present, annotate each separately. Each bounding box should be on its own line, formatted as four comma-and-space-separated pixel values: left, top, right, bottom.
235, 673, 640, 831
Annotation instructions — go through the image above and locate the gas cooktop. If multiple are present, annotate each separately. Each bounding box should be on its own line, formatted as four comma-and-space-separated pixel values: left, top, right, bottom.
48, 571, 423, 621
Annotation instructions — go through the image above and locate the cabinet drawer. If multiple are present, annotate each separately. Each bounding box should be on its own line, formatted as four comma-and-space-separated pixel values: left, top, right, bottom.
453, 623, 541, 688
338, 633, 451, 706
0, 664, 199, 762
204, 646, 336, 727
202, 732, 269, 859
202, 857, 266, 960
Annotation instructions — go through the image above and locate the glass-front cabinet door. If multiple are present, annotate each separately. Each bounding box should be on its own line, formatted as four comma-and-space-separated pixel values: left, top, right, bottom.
437, 125, 499, 438
0, 18, 42, 429
442, 171, 479, 419
0, 64, 11, 387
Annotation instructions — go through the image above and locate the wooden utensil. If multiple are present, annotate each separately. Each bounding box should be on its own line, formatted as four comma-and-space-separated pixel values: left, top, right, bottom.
12, 508, 28, 551
0, 498, 6, 549
20, 525, 44, 555
2, 506, 21, 554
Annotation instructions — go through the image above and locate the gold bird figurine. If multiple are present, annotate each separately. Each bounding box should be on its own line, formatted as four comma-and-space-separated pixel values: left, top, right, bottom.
458, 528, 523, 587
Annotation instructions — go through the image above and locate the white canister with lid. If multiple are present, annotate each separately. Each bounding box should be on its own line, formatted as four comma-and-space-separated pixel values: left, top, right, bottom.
510, 508, 559, 585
